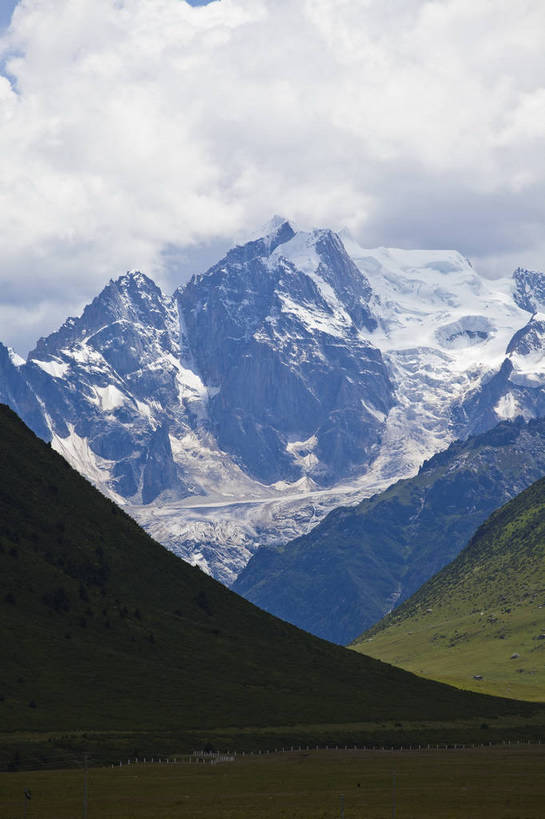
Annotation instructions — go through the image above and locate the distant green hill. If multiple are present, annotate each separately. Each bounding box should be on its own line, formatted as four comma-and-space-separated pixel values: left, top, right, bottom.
3, 401, 537, 764
234, 417, 545, 644
352, 476, 545, 701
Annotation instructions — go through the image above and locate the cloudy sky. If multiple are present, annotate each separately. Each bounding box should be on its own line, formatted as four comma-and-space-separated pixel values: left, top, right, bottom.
1, 0, 545, 354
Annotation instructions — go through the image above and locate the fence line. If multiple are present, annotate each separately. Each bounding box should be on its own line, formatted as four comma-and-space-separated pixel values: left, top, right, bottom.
110, 737, 543, 768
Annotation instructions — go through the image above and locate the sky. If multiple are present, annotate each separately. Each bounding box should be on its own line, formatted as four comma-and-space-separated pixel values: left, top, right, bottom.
1, 0, 545, 355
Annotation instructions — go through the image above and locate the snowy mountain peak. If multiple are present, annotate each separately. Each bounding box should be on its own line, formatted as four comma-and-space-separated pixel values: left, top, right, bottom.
270, 227, 376, 333
260, 214, 295, 238
31, 271, 173, 361
100, 269, 171, 326
112, 269, 161, 296
241, 214, 296, 244
504, 315, 545, 391
205, 219, 296, 275
7, 347, 25, 367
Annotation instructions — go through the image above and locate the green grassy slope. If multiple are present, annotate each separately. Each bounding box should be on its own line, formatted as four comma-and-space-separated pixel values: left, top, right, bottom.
234, 418, 545, 644
352, 477, 545, 701
3, 402, 536, 754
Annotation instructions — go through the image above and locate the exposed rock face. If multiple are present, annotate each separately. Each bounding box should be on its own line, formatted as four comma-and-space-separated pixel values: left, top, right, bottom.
18, 270, 201, 501
178, 227, 392, 484
142, 424, 181, 504
513, 267, 545, 314
0, 343, 50, 441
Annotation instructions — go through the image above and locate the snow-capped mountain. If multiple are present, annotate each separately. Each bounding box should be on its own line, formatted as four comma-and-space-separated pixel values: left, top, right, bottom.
176, 223, 393, 486
1, 219, 544, 583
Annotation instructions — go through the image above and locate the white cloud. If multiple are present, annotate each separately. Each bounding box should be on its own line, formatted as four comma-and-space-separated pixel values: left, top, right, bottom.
1, 0, 545, 353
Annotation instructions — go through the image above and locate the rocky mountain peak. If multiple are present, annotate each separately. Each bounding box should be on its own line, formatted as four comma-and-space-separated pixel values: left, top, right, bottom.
96, 269, 172, 330
513, 267, 545, 314
30, 270, 173, 361
506, 315, 545, 357
214, 219, 296, 273
7, 346, 25, 367
276, 228, 377, 332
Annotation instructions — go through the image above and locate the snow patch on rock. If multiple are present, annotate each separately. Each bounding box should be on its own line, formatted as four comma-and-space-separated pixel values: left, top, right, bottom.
31, 359, 70, 379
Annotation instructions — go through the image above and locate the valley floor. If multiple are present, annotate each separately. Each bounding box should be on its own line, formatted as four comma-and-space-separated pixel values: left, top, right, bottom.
2, 745, 545, 818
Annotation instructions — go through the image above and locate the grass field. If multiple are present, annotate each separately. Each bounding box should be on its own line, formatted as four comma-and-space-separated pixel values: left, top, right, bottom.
359, 602, 545, 701
4, 710, 545, 773
2, 745, 545, 818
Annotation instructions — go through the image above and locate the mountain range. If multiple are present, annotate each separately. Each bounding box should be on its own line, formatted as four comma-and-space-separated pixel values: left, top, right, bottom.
2, 218, 545, 590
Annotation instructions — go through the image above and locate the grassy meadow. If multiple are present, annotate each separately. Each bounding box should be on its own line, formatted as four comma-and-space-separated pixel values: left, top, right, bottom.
2, 745, 545, 818
359, 600, 545, 701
